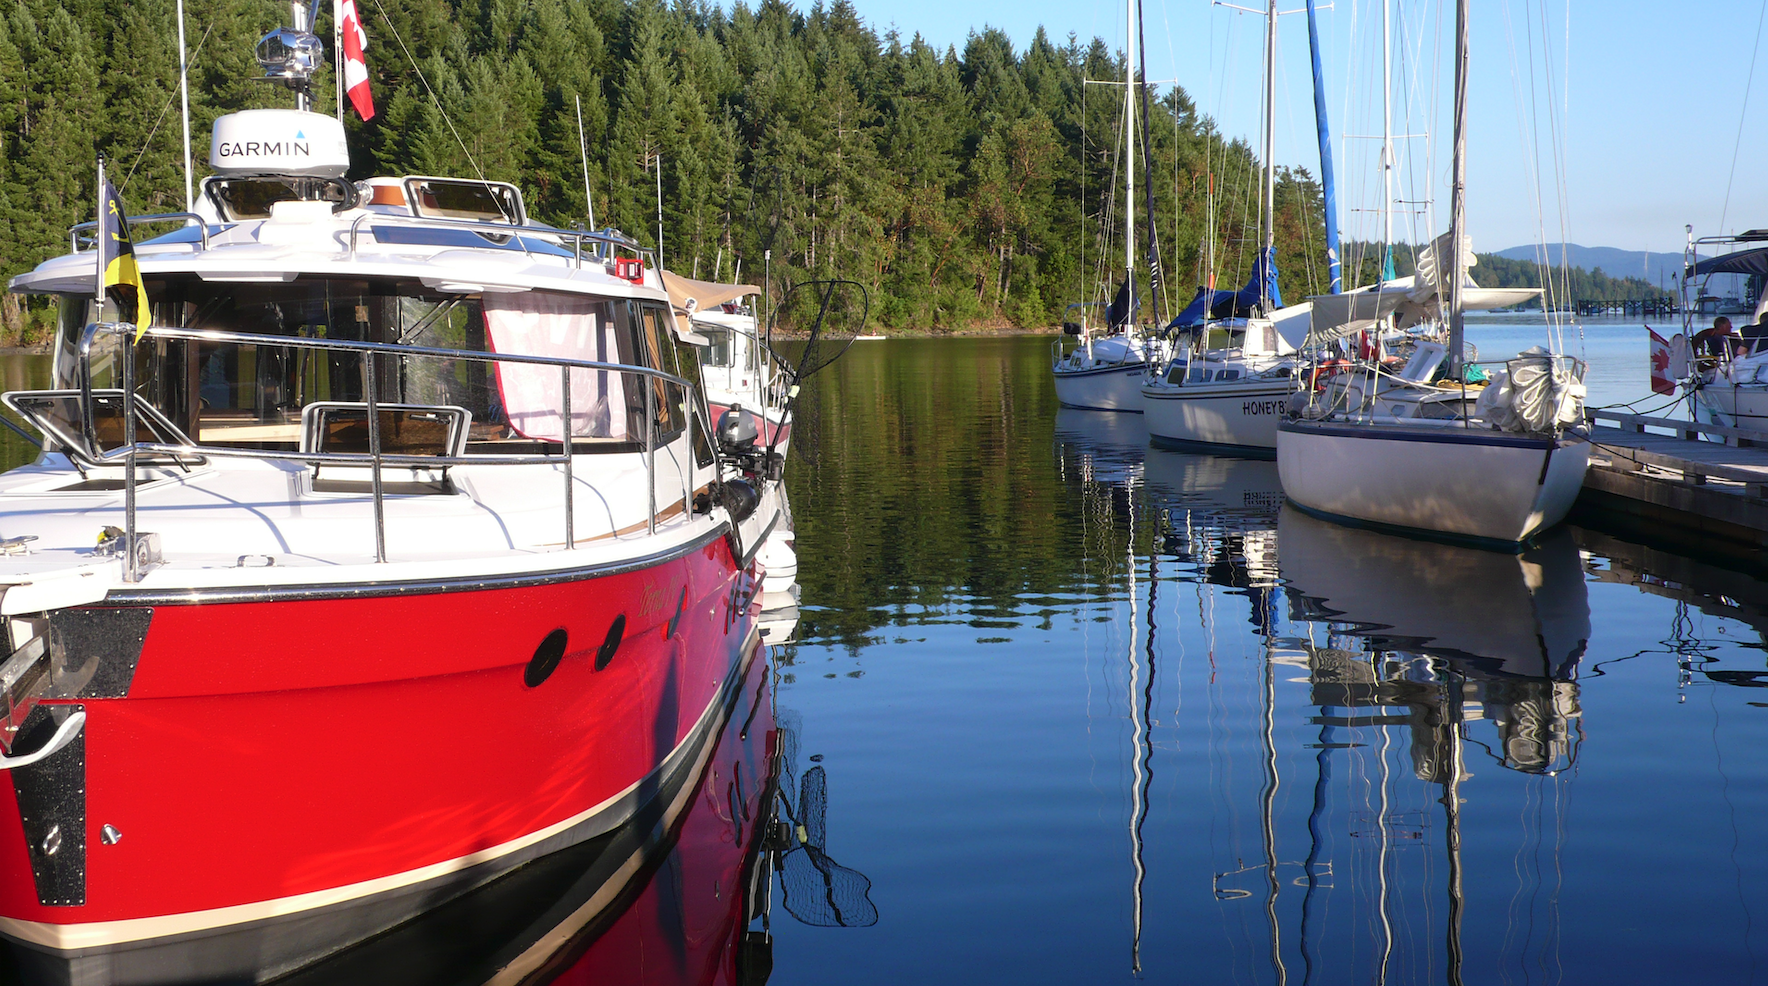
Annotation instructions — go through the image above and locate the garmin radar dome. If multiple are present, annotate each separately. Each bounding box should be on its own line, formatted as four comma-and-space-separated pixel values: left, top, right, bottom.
209, 109, 349, 178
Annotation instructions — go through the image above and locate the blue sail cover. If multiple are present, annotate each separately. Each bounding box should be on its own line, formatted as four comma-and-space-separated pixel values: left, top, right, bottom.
1306, 0, 1342, 295
1167, 248, 1283, 329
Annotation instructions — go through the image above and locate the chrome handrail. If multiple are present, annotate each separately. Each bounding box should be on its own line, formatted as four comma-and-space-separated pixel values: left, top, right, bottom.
346, 213, 656, 272
69, 213, 212, 252
77, 322, 700, 581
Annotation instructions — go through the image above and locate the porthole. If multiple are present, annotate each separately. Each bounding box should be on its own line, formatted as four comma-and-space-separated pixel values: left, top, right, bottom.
595, 615, 627, 671
525, 629, 569, 687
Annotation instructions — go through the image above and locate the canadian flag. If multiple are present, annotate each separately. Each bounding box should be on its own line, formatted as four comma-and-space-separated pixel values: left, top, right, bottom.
336, 0, 374, 120
1649, 327, 1675, 395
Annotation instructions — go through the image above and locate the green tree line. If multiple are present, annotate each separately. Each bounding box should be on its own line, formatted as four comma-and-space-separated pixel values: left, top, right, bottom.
0, 0, 1647, 342
0, 0, 1340, 341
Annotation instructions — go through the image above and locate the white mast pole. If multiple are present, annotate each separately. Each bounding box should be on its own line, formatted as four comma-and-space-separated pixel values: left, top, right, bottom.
334, 0, 345, 121
175, 0, 194, 213
1447, 0, 1469, 374
1124, 0, 1136, 302
1381, 0, 1393, 274
1262, 0, 1278, 309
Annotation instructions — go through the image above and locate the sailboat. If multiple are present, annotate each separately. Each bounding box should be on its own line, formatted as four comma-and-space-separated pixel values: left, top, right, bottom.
1139, 0, 1329, 456
1051, 0, 1162, 412
1276, 0, 1591, 547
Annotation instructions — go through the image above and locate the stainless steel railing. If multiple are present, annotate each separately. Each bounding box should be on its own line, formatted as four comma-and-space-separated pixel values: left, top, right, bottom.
345, 213, 655, 271
68, 213, 212, 252
74, 322, 705, 582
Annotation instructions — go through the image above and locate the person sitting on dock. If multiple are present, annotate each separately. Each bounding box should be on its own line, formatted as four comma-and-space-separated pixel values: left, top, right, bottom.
1693, 316, 1744, 360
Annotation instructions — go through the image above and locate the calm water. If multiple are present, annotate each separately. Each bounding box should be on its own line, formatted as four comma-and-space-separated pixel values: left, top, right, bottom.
6, 318, 1766, 984
770, 329, 1768, 985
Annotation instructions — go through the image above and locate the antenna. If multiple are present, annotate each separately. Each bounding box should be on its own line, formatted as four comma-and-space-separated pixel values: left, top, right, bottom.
653, 153, 664, 270
575, 95, 596, 230
175, 0, 193, 212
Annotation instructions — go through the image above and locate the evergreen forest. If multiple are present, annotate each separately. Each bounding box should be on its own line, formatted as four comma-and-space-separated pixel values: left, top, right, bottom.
0, 0, 1663, 341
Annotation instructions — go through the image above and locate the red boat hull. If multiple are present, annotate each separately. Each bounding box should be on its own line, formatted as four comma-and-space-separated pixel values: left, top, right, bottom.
0, 526, 763, 981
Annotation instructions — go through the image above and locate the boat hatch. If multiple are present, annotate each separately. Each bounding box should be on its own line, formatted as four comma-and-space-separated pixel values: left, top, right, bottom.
303, 402, 468, 495
404, 177, 527, 227
205, 176, 358, 221
1, 390, 202, 469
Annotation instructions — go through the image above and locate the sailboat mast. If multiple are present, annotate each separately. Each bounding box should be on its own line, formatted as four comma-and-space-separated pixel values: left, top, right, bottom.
1305, 0, 1341, 294
1125, 0, 1137, 297
1447, 0, 1469, 374
1381, 0, 1394, 276
1262, 0, 1277, 260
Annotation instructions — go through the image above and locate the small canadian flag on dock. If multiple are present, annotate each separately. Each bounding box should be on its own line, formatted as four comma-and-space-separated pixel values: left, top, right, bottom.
336, 0, 374, 120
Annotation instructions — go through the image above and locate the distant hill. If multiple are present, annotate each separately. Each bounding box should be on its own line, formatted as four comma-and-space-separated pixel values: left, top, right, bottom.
1345, 240, 1671, 305
1492, 244, 1692, 292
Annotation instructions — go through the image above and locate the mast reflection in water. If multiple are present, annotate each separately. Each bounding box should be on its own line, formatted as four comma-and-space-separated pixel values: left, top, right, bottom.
771, 336, 1768, 986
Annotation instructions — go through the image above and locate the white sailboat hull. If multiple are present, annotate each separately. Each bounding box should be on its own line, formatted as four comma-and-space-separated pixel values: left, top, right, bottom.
1276, 419, 1591, 544
1141, 378, 1289, 455
1053, 361, 1148, 412
1694, 381, 1768, 433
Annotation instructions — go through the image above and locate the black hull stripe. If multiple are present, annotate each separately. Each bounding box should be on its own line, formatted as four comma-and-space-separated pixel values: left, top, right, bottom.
1053, 363, 1146, 380
1142, 387, 1290, 402
1279, 420, 1586, 451
1147, 434, 1275, 459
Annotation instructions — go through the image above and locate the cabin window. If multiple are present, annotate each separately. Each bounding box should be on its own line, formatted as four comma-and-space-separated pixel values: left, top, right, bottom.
699, 326, 734, 368
54, 277, 655, 455
1216, 369, 1241, 382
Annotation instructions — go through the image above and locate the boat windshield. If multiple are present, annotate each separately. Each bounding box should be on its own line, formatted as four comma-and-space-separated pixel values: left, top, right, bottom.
53, 277, 691, 454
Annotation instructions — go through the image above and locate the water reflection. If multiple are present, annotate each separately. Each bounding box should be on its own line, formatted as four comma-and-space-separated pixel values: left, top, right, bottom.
1280, 506, 1590, 774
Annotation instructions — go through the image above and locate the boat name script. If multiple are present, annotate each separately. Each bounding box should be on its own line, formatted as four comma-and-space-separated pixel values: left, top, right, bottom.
1242, 399, 1285, 416
216, 140, 312, 159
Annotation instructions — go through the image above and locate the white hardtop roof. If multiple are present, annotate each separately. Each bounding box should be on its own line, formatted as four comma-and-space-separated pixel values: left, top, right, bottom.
9, 188, 667, 302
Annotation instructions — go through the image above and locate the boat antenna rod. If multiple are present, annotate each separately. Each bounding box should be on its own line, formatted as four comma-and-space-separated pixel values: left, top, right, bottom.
1447, 0, 1469, 375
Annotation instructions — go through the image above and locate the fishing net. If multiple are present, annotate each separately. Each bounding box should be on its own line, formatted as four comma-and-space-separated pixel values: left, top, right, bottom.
777, 766, 878, 928
768, 280, 868, 385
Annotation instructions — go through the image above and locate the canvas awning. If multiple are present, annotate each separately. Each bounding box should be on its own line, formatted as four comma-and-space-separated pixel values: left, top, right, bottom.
1690, 246, 1768, 279
661, 271, 759, 345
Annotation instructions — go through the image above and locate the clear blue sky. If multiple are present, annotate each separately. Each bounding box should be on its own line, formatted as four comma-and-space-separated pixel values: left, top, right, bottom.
830, 0, 1766, 260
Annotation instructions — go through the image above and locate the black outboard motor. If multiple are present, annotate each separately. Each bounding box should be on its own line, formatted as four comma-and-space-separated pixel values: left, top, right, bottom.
721, 477, 760, 522
1062, 321, 1084, 336
715, 404, 782, 481
718, 404, 760, 453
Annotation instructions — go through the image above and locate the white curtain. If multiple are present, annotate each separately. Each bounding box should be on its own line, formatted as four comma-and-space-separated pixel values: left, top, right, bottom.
483, 293, 625, 441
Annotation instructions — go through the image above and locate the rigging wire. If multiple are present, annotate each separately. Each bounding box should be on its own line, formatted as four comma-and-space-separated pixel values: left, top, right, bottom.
1720, 0, 1768, 237
122, 21, 218, 193
366, 0, 511, 223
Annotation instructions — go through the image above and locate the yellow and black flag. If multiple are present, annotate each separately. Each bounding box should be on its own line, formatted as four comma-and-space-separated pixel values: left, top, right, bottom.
98, 172, 150, 340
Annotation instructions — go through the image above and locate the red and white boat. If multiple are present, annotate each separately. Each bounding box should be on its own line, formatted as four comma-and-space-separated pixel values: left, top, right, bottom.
0, 11, 801, 982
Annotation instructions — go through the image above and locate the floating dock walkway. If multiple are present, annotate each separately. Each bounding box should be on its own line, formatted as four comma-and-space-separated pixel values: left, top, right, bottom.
1578, 410, 1768, 563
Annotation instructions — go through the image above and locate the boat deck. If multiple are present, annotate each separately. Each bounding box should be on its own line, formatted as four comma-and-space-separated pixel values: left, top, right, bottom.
1576, 410, 1768, 562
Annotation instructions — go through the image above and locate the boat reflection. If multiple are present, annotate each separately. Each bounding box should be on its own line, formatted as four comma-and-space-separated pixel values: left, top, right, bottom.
1053, 407, 1148, 488
1279, 504, 1590, 774
1147, 449, 1283, 627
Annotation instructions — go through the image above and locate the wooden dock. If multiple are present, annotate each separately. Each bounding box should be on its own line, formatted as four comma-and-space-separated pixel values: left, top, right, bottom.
1576, 409, 1768, 562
